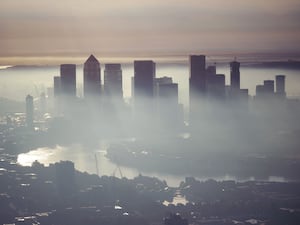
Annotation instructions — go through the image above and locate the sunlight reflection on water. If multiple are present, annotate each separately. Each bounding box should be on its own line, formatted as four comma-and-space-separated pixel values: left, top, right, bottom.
17, 144, 288, 187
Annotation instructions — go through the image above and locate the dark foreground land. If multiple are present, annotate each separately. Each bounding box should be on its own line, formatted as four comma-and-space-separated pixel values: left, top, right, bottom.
1, 150, 300, 225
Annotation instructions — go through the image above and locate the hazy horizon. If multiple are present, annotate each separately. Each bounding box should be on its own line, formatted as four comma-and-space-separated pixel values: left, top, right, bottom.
1, 0, 300, 65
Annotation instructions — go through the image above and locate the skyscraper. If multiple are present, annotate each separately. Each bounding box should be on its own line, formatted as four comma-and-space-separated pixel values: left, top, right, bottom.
189, 55, 206, 126
134, 60, 156, 100
206, 74, 226, 100
230, 60, 240, 93
60, 64, 76, 97
189, 55, 206, 95
275, 75, 286, 98
26, 94, 34, 129
133, 60, 156, 133
83, 55, 101, 99
154, 76, 173, 98
264, 80, 275, 94
104, 63, 123, 101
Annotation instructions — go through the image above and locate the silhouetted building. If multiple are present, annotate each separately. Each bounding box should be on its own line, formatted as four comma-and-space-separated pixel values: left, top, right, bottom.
158, 83, 178, 103
83, 55, 101, 99
157, 82, 182, 130
256, 80, 275, 100
256, 84, 266, 98
264, 80, 275, 95
26, 94, 34, 129
207, 74, 226, 100
53, 76, 61, 97
104, 63, 123, 101
276, 75, 286, 98
189, 55, 206, 95
155, 76, 173, 85
134, 60, 155, 100
60, 64, 76, 97
133, 60, 156, 133
154, 76, 173, 97
55, 161, 77, 201
230, 60, 240, 93
189, 55, 206, 126
206, 65, 216, 76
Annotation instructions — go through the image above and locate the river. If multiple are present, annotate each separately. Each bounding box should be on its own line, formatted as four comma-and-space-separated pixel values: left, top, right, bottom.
17, 143, 287, 187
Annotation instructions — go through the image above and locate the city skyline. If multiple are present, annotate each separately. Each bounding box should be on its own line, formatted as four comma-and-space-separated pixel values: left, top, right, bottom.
1, 2, 300, 224
1, 0, 300, 65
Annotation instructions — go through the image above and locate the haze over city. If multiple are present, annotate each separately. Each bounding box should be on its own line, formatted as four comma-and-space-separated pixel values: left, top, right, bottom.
1, 1, 300, 225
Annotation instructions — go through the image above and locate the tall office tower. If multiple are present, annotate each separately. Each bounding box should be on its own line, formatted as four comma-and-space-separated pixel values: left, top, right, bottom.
104, 64, 123, 101
189, 55, 206, 95
133, 60, 156, 133
154, 76, 173, 97
53, 76, 61, 97
206, 65, 216, 76
230, 60, 240, 93
26, 94, 34, 129
255, 84, 266, 98
60, 64, 76, 97
189, 55, 206, 127
276, 75, 286, 97
264, 80, 275, 94
157, 82, 183, 132
158, 83, 178, 103
83, 55, 101, 99
134, 60, 156, 102
207, 74, 226, 100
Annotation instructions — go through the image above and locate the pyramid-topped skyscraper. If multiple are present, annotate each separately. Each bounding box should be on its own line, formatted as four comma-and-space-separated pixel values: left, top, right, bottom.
83, 54, 101, 99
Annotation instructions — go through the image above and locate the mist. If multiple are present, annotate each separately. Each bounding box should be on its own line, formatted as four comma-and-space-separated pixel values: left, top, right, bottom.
1, 55, 299, 182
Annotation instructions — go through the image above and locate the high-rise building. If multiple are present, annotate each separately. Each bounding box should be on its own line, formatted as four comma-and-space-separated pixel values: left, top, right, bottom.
134, 60, 155, 99
133, 60, 156, 133
158, 83, 178, 105
256, 80, 275, 100
189, 55, 206, 126
275, 75, 286, 97
207, 74, 226, 100
264, 80, 274, 94
104, 64, 123, 101
26, 94, 34, 128
154, 78, 183, 131
154, 76, 173, 97
189, 55, 206, 95
206, 65, 216, 77
255, 84, 266, 98
83, 55, 101, 99
230, 60, 240, 92
53, 76, 61, 98
60, 64, 76, 97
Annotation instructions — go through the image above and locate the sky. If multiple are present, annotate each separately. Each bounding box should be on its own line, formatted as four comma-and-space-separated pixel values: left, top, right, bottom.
1, 0, 300, 64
